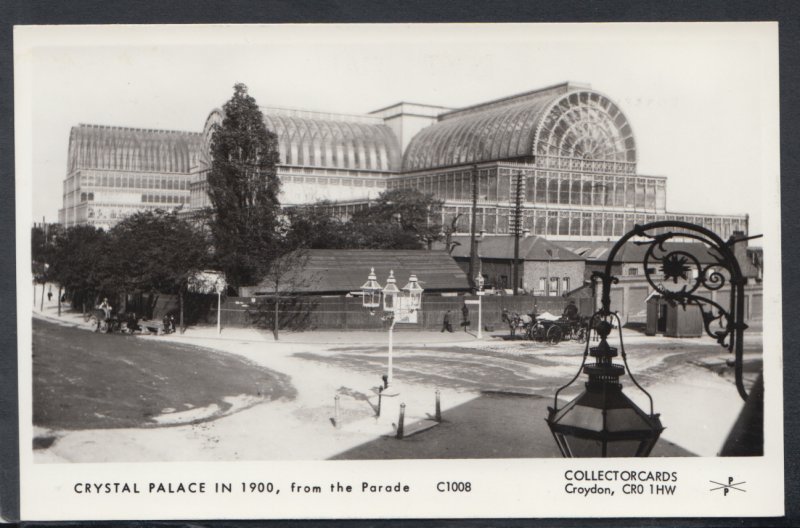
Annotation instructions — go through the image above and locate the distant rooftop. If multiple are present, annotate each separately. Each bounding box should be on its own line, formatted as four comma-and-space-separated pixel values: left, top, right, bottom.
252, 249, 470, 294
447, 235, 584, 262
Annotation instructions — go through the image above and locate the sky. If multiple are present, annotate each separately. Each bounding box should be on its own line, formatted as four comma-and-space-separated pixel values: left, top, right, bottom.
15, 23, 779, 235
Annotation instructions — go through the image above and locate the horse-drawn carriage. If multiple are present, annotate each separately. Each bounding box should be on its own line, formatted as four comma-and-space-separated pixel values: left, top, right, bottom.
501, 308, 588, 344
84, 308, 175, 335
84, 308, 139, 334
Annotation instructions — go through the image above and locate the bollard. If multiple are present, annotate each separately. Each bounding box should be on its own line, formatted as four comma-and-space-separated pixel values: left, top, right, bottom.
377, 386, 383, 417
396, 403, 406, 439
435, 390, 442, 422
334, 395, 340, 429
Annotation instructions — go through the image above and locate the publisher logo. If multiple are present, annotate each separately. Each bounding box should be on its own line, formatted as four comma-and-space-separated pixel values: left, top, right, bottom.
709, 477, 746, 496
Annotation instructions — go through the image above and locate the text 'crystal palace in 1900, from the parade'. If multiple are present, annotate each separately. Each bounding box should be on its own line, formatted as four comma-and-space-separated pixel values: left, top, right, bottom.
59, 82, 748, 241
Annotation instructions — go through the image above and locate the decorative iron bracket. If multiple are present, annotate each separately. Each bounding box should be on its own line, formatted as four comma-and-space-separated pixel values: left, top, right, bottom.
593, 221, 751, 400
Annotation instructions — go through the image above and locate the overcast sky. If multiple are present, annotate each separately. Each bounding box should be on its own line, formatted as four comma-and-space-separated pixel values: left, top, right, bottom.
15, 23, 778, 235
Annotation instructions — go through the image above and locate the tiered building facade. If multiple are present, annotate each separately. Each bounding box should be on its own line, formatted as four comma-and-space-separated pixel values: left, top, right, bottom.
58, 125, 202, 229
59, 82, 748, 240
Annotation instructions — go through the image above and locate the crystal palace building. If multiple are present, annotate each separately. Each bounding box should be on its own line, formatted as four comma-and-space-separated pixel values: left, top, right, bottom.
59, 82, 748, 240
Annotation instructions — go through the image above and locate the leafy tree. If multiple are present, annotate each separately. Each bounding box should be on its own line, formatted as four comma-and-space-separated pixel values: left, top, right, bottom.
31, 224, 63, 310
349, 188, 443, 249
48, 225, 110, 313
207, 83, 282, 288
283, 189, 444, 251
284, 202, 351, 249
254, 250, 318, 340
105, 209, 210, 328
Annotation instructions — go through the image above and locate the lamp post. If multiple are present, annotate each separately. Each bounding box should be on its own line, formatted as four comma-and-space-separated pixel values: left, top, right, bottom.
361, 268, 424, 389
546, 221, 755, 457
475, 274, 485, 339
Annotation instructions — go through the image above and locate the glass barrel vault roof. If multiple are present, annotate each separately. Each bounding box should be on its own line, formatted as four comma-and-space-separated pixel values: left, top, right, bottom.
402, 87, 636, 172
200, 107, 401, 173
68, 124, 203, 174
263, 112, 401, 172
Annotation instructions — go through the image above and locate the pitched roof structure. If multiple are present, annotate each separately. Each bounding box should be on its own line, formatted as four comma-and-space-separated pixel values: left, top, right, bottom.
252, 249, 470, 295
446, 235, 584, 261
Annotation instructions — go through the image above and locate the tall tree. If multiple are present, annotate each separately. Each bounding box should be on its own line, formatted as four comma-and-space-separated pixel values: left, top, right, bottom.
207, 83, 282, 288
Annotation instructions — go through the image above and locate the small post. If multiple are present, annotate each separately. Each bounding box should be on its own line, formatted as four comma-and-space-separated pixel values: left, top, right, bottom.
396, 403, 406, 439
435, 390, 442, 422
217, 290, 222, 335
334, 395, 340, 428
477, 296, 483, 339
387, 319, 395, 386
377, 386, 383, 417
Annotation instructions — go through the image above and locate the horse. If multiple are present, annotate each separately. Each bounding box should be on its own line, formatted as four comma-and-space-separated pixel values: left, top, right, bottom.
501, 308, 533, 338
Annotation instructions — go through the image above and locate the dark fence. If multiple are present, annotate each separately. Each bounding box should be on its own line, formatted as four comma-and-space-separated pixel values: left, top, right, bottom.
169, 293, 592, 332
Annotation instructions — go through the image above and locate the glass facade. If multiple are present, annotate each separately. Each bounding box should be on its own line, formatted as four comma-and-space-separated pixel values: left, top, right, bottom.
61, 84, 749, 240
389, 164, 667, 213
429, 201, 746, 240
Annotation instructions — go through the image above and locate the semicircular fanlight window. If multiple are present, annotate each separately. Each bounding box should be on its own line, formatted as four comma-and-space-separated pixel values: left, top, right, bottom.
535, 91, 636, 163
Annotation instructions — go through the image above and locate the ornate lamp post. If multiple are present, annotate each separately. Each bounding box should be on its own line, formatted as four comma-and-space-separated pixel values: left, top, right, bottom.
547, 221, 755, 457
361, 268, 424, 389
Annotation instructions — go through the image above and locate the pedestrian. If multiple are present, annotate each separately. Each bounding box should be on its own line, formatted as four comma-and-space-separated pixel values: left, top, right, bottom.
47, 287, 52, 302
441, 310, 453, 333
98, 297, 112, 321
461, 302, 470, 331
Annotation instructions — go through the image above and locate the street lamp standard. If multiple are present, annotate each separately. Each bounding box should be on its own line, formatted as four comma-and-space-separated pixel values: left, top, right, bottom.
361, 268, 424, 388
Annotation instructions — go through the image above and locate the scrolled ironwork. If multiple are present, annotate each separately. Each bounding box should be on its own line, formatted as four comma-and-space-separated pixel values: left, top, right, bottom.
598, 221, 749, 400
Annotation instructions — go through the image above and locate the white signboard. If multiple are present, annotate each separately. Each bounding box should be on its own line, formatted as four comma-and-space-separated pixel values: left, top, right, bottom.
393, 295, 418, 324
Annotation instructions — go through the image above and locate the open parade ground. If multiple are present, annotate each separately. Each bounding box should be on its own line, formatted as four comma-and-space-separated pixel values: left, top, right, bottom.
31, 300, 762, 462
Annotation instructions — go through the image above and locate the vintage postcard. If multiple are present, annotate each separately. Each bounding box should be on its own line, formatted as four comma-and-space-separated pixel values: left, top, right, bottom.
14, 23, 783, 520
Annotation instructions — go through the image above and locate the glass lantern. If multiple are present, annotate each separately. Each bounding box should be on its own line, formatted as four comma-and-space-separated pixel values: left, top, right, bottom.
360, 268, 382, 310
383, 270, 399, 312
402, 274, 424, 311
546, 320, 664, 457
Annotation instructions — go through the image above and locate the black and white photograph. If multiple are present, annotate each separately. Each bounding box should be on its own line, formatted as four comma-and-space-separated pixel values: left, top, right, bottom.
14, 22, 783, 520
